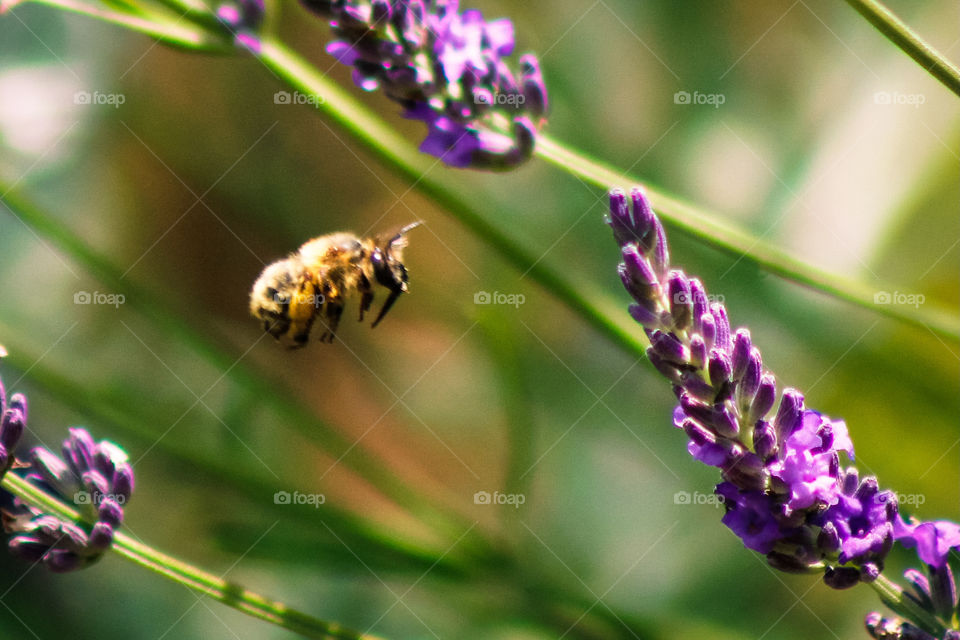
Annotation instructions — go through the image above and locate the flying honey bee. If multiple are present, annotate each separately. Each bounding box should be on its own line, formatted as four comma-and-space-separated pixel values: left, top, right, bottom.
249, 222, 421, 347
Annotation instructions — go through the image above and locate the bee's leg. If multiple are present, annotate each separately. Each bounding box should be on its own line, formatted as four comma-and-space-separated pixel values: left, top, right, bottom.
357, 273, 374, 322
371, 286, 402, 328
323, 300, 344, 343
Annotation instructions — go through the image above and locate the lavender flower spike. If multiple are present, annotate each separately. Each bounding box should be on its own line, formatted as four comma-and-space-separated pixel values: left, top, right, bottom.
607, 186, 898, 589
2, 417, 135, 572
299, 0, 548, 169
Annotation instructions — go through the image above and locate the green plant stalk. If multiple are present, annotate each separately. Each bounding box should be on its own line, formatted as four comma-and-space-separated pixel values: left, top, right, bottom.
0, 188, 490, 561
533, 136, 960, 341
0, 345, 470, 574
0, 0, 224, 49
870, 572, 944, 635
0, 472, 381, 640
843, 0, 960, 99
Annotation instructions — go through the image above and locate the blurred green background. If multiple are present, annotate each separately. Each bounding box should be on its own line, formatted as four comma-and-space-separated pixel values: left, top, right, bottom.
0, 0, 957, 638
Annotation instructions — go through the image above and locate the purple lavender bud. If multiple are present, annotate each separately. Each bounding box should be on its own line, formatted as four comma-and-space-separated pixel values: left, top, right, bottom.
649, 330, 689, 365
710, 303, 730, 352
688, 335, 707, 370
81, 470, 110, 499
620, 245, 660, 301
629, 187, 656, 249
679, 395, 714, 429
823, 566, 861, 589
8, 538, 47, 563
607, 189, 632, 245
667, 272, 693, 330
700, 313, 716, 351
737, 346, 762, 406
0, 408, 23, 451
627, 303, 660, 328
731, 329, 751, 380
766, 552, 814, 573
8, 392, 26, 424
63, 428, 96, 479
646, 351, 681, 384
689, 279, 708, 332
651, 220, 669, 276
30, 447, 70, 487
708, 349, 732, 389
818, 521, 841, 553
678, 371, 716, 403
98, 499, 124, 529
904, 569, 934, 610
45, 549, 84, 573
87, 522, 114, 552
748, 374, 776, 423
712, 405, 739, 439
113, 463, 135, 501
773, 389, 804, 441
752, 420, 777, 460
519, 54, 547, 117
721, 452, 766, 491
929, 564, 958, 621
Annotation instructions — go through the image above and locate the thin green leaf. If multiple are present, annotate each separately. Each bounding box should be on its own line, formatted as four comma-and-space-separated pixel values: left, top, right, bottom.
843, 0, 960, 99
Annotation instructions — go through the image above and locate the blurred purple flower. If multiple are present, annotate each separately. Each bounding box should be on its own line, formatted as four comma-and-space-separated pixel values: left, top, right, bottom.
217, 0, 266, 53
299, 0, 547, 169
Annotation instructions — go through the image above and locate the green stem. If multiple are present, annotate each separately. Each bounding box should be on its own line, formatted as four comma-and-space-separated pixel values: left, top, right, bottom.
843, 0, 960, 99
1, 0, 225, 50
869, 572, 944, 635
534, 136, 960, 341
0, 473, 380, 640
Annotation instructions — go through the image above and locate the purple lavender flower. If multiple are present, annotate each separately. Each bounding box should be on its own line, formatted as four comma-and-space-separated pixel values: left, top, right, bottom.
608, 186, 899, 588
895, 519, 960, 570
0, 375, 26, 478
4, 426, 134, 572
216, 0, 266, 53
299, 0, 547, 169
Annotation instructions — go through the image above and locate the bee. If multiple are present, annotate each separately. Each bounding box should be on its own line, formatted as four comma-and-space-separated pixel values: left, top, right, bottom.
250, 222, 421, 347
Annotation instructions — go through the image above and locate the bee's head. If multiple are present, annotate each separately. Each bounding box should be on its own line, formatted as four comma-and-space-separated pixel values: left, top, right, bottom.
249, 257, 302, 339
371, 222, 422, 293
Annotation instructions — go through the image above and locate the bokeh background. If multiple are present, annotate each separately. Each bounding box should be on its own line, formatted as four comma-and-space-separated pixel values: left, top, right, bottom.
0, 0, 957, 638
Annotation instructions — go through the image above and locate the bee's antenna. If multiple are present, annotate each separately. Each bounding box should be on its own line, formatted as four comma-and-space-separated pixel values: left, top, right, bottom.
388, 221, 423, 249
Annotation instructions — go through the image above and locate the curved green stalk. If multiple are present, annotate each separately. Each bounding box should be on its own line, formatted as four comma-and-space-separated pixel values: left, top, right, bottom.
533, 136, 960, 341
843, 0, 960, 99
1, 472, 381, 640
